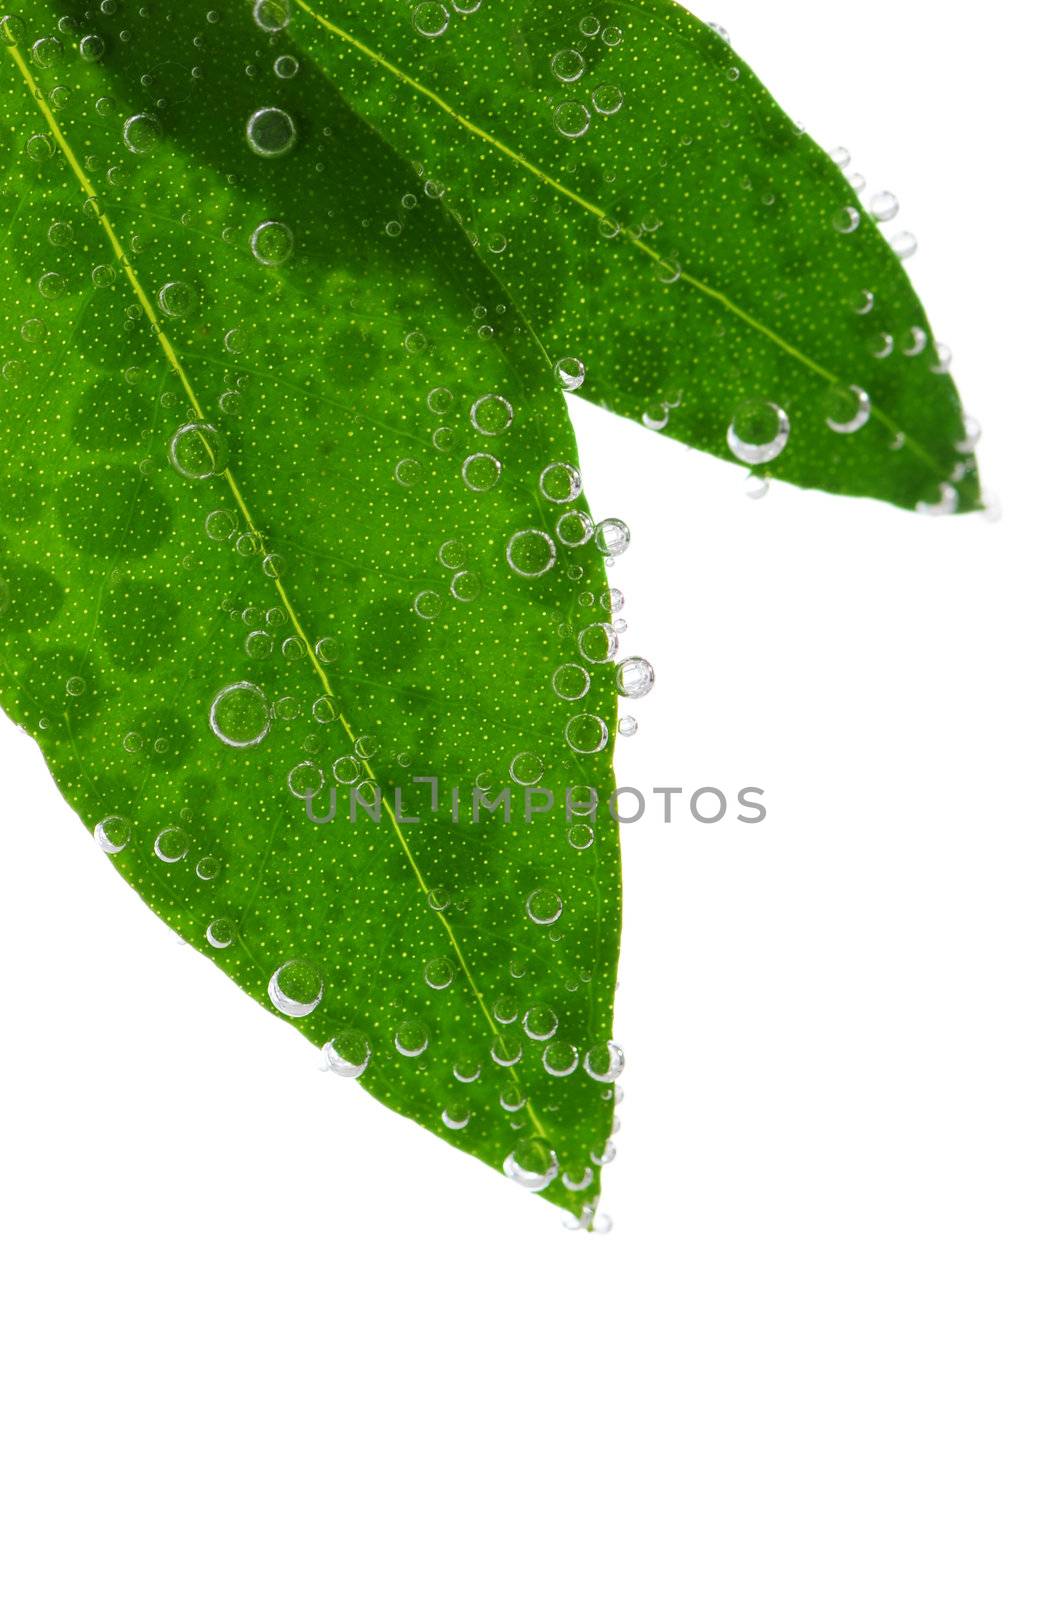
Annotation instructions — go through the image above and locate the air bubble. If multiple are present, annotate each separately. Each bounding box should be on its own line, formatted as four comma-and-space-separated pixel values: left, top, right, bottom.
461, 452, 501, 491
470, 392, 513, 435
506, 528, 556, 577
565, 713, 609, 755
269, 959, 323, 1017
726, 399, 790, 465
246, 105, 296, 157
169, 420, 229, 479
825, 385, 871, 435
617, 656, 654, 698
323, 1031, 371, 1078
209, 681, 271, 748
250, 219, 293, 265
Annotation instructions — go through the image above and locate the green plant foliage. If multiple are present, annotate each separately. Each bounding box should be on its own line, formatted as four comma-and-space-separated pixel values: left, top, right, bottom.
289, 0, 981, 513
0, 5, 625, 1222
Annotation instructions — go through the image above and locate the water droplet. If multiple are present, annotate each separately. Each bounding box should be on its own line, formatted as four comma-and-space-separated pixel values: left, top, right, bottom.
250, 219, 293, 265
94, 814, 129, 854
618, 715, 637, 737
414, 589, 443, 619
169, 420, 229, 479
269, 959, 323, 1017
274, 53, 298, 77
427, 385, 453, 414
832, 205, 860, 234
726, 399, 790, 465
890, 231, 918, 260
825, 385, 871, 434
470, 392, 513, 435
209, 681, 271, 747
207, 917, 236, 949
565, 713, 609, 755
506, 528, 556, 577
903, 326, 928, 357
324, 1030, 371, 1078
246, 105, 296, 158
461, 451, 501, 491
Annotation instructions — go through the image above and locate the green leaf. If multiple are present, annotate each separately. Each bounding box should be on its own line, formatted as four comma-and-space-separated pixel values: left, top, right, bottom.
0, 6, 624, 1222
288, 0, 981, 514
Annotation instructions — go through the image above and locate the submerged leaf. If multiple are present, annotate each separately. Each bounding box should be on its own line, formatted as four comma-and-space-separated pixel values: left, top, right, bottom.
0, 6, 622, 1221
290, 0, 981, 512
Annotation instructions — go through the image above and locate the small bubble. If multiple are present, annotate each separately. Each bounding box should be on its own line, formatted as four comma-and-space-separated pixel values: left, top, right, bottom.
324, 1030, 371, 1078
169, 420, 229, 479
269, 959, 323, 1018
122, 113, 160, 155
554, 355, 585, 391
551, 48, 585, 82
209, 681, 271, 748
470, 392, 513, 435
565, 713, 609, 755
594, 517, 630, 557
617, 656, 655, 698
94, 814, 130, 854
461, 451, 501, 492
412, 1, 448, 36
250, 218, 293, 265
727, 399, 790, 465
506, 528, 556, 577
591, 83, 623, 115
539, 461, 581, 503
869, 190, 899, 222
825, 384, 871, 435
246, 105, 296, 157
555, 100, 591, 138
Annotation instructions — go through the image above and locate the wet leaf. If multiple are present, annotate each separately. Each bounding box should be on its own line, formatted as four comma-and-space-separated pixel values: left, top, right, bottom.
0, 6, 622, 1223
290, 0, 981, 513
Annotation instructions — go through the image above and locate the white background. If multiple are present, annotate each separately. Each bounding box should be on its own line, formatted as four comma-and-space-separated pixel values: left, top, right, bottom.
2, 3, 1060, 1595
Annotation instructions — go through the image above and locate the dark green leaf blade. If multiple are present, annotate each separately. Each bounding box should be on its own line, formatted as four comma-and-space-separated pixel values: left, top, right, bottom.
0, 6, 623, 1222
289, 0, 980, 514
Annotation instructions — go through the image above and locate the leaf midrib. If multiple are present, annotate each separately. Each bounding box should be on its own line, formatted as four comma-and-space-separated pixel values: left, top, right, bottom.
291, 0, 951, 482
7, 38, 550, 1143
